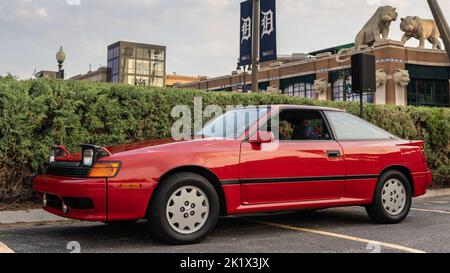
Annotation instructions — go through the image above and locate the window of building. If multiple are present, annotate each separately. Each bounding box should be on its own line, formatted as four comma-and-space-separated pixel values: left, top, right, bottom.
151, 49, 165, 61
125, 75, 135, 85
329, 69, 374, 103
280, 75, 315, 98
406, 64, 450, 107
136, 48, 150, 59
151, 61, 164, 77
151, 77, 164, 87
126, 59, 136, 74
136, 60, 150, 75
325, 111, 397, 141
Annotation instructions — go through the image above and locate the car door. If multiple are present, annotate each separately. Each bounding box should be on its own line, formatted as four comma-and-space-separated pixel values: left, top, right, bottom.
239, 109, 346, 205
324, 111, 402, 201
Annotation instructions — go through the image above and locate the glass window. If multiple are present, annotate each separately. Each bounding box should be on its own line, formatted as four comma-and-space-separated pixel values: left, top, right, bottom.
113, 47, 119, 58
135, 48, 150, 59
281, 75, 315, 98
407, 78, 449, 107
268, 110, 331, 141
151, 49, 165, 61
122, 47, 135, 57
127, 59, 135, 74
136, 60, 150, 75
325, 111, 397, 141
151, 77, 164, 87
136, 76, 149, 86
151, 61, 164, 77
126, 75, 135, 85
197, 107, 269, 139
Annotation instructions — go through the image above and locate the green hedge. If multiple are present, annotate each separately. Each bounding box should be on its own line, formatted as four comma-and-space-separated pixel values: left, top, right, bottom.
0, 78, 449, 202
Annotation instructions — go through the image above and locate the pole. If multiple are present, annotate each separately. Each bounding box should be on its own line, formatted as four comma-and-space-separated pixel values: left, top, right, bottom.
428, 0, 450, 60
360, 92, 363, 118
243, 66, 247, 92
251, 0, 259, 93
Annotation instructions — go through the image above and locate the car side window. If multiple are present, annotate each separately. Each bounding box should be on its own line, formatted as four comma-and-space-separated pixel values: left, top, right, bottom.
325, 111, 397, 141
268, 110, 332, 141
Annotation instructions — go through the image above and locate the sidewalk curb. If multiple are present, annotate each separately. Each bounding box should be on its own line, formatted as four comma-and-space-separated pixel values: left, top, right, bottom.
0, 209, 68, 225
417, 188, 450, 199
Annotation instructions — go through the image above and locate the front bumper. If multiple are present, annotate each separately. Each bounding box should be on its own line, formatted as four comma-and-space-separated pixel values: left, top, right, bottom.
33, 175, 107, 221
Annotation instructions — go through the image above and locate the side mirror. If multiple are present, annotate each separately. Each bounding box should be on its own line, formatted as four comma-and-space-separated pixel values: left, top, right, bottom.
249, 131, 275, 144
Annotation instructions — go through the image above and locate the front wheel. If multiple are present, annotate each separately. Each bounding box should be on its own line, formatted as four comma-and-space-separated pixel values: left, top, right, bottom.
366, 170, 412, 224
148, 172, 220, 245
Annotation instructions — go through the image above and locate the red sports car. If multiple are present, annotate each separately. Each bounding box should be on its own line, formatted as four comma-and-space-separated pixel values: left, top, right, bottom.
33, 105, 432, 244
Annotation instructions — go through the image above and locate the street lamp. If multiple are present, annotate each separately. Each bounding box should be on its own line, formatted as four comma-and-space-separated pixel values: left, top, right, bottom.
56, 46, 65, 79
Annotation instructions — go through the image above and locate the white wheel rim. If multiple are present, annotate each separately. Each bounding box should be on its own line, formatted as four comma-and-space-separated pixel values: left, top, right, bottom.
381, 179, 407, 216
166, 186, 209, 235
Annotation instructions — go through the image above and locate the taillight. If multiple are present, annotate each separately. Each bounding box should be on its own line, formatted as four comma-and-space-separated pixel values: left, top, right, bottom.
88, 162, 121, 178
420, 147, 428, 165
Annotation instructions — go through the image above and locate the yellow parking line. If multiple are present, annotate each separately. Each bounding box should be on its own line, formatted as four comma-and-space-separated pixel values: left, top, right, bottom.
0, 241, 14, 253
412, 208, 450, 215
247, 219, 426, 254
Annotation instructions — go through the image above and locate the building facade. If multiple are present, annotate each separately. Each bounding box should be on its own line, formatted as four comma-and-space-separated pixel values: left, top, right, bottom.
166, 74, 208, 88
107, 41, 166, 87
177, 40, 450, 108
70, 67, 108, 83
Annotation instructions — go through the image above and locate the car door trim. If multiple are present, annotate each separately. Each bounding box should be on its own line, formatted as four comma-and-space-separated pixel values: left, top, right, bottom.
220, 174, 379, 185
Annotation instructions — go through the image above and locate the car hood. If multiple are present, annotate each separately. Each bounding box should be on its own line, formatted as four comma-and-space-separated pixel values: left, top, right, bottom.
106, 139, 180, 154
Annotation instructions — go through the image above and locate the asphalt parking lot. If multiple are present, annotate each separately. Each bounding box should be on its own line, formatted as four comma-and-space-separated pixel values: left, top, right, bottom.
0, 196, 449, 253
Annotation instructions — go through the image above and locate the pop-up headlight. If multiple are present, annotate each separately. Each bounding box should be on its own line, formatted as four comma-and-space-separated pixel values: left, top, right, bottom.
82, 148, 95, 166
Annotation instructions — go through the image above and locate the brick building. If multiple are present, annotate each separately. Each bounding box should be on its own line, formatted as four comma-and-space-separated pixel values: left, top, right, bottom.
177, 40, 450, 108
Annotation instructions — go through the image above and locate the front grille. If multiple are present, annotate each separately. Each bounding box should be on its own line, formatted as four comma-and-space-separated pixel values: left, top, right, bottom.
46, 161, 91, 178
46, 194, 63, 210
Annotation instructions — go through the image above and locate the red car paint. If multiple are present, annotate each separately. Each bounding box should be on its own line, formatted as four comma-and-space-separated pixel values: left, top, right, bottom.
33, 105, 433, 222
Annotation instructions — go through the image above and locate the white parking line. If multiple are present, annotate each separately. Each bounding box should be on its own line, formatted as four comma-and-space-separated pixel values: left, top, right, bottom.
247, 219, 426, 254
412, 208, 450, 215
0, 241, 14, 253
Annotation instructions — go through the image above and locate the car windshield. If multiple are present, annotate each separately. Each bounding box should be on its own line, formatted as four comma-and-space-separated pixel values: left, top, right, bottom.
196, 107, 269, 139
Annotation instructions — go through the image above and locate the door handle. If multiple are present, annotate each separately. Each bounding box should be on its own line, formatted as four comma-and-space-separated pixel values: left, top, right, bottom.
327, 151, 341, 158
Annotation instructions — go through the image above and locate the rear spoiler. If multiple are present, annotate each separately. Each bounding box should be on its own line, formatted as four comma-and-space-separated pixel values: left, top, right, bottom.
396, 141, 424, 148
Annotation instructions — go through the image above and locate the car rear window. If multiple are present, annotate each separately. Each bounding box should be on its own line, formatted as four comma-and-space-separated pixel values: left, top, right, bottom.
325, 111, 398, 141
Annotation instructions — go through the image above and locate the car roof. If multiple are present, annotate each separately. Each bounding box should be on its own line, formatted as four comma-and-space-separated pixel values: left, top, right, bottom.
236, 105, 345, 112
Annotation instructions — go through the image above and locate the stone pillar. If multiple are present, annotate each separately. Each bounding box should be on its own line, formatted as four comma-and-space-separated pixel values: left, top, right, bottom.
313, 76, 329, 101
315, 68, 329, 101
375, 69, 388, 105
392, 69, 411, 106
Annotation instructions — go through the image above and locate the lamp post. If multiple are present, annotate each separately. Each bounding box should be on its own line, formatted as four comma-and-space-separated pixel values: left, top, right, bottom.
56, 46, 66, 79
237, 63, 252, 92
251, 0, 260, 93
427, 0, 450, 60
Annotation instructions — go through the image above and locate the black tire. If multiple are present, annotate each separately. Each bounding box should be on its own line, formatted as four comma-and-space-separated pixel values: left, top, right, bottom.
148, 172, 220, 245
366, 170, 412, 224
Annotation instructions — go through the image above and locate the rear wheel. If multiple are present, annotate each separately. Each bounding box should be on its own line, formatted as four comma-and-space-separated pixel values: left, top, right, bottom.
366, 170, 412, 224
148, 172, 220, 245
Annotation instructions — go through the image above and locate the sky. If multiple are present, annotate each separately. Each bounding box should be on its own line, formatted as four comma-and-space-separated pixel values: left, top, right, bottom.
0, 0, 449, 79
